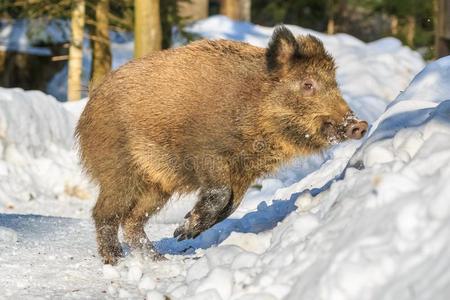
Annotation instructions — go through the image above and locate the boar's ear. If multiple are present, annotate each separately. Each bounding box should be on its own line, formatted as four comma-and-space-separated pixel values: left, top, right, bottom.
297, 35, 327, 58
266, 25, 300, 74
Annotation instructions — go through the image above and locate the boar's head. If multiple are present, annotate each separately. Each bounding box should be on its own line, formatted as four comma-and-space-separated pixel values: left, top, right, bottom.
263, 25, 368, 152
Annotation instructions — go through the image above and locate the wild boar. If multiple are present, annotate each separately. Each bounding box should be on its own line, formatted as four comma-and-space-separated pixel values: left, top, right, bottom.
76, 26, 368, 264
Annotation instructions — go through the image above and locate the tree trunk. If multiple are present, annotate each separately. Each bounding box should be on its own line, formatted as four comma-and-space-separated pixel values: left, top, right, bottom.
327, 0, 335, 34
134, 0, 162, 58
406, 15, 415, 47
434, 0, 440, 57
220, 0, 251, 21
327, 19, 335, 35
337, 0, 348, 31
435, 0, 450, 58
220, 0, 239, 20
0, 50, 5, 76
178, 0, 209, 22
91, 0, 111, 88
390, 15, 398, 35
239, 0, 251, 22
67, 0, 85, 101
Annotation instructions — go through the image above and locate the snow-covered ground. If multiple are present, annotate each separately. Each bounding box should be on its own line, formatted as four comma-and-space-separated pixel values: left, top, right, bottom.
1, 16, 449, 299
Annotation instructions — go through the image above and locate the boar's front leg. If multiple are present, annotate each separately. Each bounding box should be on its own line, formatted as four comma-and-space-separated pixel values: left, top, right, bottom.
174, 186, 232, 240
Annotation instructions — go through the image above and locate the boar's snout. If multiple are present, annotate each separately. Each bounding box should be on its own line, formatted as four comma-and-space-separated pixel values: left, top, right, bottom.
345, 119, 368, 140
321, 113, 368, 144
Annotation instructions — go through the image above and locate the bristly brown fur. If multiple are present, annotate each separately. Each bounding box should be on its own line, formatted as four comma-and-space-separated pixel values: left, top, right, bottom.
76, 25, 355, 264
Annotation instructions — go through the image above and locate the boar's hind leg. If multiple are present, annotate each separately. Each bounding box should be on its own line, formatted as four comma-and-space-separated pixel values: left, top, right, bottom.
122, 185, 169, 258
174, 186, 232, 241
93, 191, 128, 265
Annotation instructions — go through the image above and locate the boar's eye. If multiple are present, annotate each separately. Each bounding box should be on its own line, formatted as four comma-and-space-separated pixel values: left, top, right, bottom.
302, 80, 315, 95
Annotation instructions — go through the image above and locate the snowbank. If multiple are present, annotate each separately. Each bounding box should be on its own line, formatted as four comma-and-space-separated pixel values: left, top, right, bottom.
0, 88, 92, 217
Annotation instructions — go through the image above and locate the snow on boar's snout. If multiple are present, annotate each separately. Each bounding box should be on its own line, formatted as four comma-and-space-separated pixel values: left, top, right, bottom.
321, 112, 368, 144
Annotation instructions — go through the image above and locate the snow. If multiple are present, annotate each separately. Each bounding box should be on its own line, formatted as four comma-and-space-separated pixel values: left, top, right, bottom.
139, 274, 157, 290
1, 16, 449, 300
0, 88, 93, 217
0, 225, 17, 243
103, 264, 121, 280
0, 214, 108, 298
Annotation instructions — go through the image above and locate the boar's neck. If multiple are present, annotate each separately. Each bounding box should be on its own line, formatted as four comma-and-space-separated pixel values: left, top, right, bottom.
228, 85, 302, 178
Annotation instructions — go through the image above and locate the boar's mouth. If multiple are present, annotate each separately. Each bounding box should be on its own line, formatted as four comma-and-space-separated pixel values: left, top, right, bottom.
321, 121, 346, 145
274, 112, 367, 150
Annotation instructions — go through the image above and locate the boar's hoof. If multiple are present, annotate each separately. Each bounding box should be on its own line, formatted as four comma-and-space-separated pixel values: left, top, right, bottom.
173, 211, 207, 241
101, 244, 124, 265
174, 186, 232, 241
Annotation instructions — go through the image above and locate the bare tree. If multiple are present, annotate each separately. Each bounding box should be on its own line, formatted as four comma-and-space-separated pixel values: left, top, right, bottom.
239, 0, 251, 22
91, 0, 112, 87
68, 0, 85, 101
134, 0, 162, 58
178, 0, 209, 22
220, 0, 251, 21
220, 0, 239, 20
405, 14, 415, 47
435, 0, 450, 57
327, 0, 335, 34
390, 15, 399, 35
